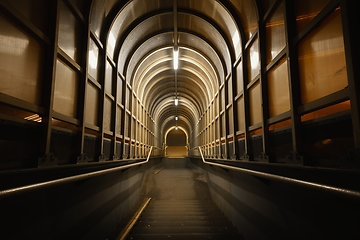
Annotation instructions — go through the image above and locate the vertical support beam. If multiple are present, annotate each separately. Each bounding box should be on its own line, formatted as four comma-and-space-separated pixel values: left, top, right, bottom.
127, 86, 134, 159
98, 41, 106, 162
284, 0, 303, 164
220, 0, 249, 160
215, 97, 220, 158
258, 10, 270, 162
111, 62, 120, 160
130, 97, 136, 159
38, 0, 59, 167
225, 75, 231, 159
122, 81, 127, 160
230, 70, 238, 160
119, 74, 127, 160
232, 66, 241, 160
242, 49, 251, 161
220, 83, 228, 159
212, 103, 216, 159
110, 57, 118, 160
340, 0, 360, 159
76, 4, 91, 164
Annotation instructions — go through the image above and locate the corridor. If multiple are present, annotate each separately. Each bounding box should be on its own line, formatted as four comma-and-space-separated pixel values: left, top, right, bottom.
1, 0, 360, 239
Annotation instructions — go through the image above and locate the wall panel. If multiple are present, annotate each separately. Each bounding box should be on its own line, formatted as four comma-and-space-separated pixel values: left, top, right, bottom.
265, 1, 285, 64
249, 82, 262, 126
103, 96, 112, 132
298, 9, 347, 104
54, 59, 78, 118
294, 0, 331, 33
247, 37, 260, 82
105, 61, 113, 94
116, 105, 122, 135
236, 62, 243, 94
236, 97, 245, 132
58, 0, 81, 62
85, 83, 99, 126
0, 14, 44, 105
88, 38, 100, 82
268, 58, 290, 118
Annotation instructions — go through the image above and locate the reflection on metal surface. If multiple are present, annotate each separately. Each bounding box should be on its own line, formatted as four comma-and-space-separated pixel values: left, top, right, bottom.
0, 35, 29, 55
88, 50, 98, 69
24, 114, 42, 122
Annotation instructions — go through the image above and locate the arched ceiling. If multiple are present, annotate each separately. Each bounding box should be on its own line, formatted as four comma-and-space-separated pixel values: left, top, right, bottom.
89, 0, 258, 141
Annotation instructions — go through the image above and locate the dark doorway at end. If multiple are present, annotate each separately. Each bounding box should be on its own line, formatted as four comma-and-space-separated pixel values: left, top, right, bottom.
165, 128, 187, 158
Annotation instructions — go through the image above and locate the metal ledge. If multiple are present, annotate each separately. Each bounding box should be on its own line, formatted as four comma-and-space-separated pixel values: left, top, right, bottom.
198, 147, 360, 199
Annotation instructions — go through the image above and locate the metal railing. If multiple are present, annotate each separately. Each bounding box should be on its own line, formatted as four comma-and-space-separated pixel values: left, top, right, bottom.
0, 147, 153, 199
198, 147, 360, 199
117, 197, 152, 240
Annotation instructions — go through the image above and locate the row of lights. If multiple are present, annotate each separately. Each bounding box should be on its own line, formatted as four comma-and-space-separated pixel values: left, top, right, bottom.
174, 48, 179, 130
174, 0, 178, 130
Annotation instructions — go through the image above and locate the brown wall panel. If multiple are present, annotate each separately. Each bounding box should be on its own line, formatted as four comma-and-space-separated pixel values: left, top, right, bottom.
298, 9, 347, 104
268, 58, 290, 118
85, 83, 99, 126
54, 59, 78, 117
0, 15, 44, 105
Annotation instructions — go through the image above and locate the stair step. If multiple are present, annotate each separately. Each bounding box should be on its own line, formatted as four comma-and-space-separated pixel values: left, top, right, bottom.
127, 233, 243, 240
138, 216, 229, 222
144, 206, 221, 212
130, 226, 239, 234
141, 212, 225, 218
147, 204, 217, 208
122, 159, 244, 240
149, 202, 217, 207
135, 220, 232, 227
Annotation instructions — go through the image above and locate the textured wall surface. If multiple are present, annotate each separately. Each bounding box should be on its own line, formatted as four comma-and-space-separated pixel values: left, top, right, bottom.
0, 159, 161, 240
190, 158, 360, 240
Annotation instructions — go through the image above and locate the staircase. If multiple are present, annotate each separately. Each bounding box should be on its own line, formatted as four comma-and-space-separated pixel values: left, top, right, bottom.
126, 199, 243, 240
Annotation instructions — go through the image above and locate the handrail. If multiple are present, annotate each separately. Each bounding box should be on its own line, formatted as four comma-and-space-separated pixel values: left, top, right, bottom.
117, 197, 152, 240
0, 147, 153, 199
198, 147, 360, 199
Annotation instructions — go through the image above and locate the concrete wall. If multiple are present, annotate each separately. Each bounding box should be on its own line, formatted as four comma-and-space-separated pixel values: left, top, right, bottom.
0, 159, 161, 240
190, 158, 360, 240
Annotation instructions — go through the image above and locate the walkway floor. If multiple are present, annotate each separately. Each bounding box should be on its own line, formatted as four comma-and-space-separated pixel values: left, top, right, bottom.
142, 157, 211, 201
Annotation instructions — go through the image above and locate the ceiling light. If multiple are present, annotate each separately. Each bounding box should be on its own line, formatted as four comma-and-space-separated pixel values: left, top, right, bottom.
173, 48, 178, 70
174, 98, 178, 106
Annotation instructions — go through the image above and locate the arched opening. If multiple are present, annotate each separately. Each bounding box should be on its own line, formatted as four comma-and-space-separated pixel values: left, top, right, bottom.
165, 128, 187, 158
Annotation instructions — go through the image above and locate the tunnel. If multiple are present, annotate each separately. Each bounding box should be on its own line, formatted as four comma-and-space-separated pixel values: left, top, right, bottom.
0, 0, 360, 239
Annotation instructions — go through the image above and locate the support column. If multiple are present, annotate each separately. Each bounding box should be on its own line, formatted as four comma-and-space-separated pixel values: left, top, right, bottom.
341, 0, 360, 161
77, 5, 90, 164
258, 9, 270, 163
284, 0, 303, 164
38, 0, 59, 167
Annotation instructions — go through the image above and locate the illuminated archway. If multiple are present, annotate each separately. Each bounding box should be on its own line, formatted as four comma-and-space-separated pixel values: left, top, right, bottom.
165, 126, 188, 158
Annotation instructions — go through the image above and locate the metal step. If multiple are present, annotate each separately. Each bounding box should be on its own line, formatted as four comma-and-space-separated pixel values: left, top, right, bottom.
127, 233, 242, 240
126, 199, 244, 240
134, 220, 233, 228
